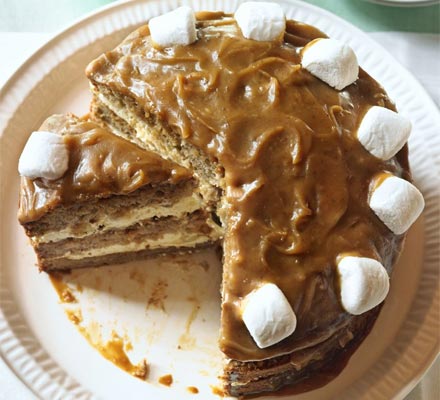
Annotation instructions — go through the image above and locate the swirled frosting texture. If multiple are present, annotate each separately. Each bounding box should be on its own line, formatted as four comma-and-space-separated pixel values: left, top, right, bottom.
87, 13, 410, 361
18, 115, 191, 223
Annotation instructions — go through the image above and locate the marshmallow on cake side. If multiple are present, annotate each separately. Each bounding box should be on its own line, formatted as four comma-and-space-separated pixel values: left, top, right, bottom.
85, 2, 424, 397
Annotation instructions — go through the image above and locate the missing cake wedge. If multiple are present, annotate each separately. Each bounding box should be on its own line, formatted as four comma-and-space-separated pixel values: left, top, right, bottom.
18, 114, 221, 271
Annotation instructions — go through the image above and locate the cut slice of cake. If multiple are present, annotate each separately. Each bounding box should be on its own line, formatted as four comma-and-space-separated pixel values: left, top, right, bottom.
86, 5, 424, 397
18, 114, 221, 271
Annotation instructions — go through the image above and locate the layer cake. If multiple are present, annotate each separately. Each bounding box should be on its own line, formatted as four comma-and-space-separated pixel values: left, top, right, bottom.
18, 114, 220, 271
18, 2, 425, 397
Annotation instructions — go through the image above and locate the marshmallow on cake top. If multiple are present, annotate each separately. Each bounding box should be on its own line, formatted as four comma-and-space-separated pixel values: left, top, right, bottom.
337, 256, 390, 315
235, 2, 286, 42
149, 6, 197, 48
357, 106, 412, 160
301, 38, 359, 90
369, 174, 425, 235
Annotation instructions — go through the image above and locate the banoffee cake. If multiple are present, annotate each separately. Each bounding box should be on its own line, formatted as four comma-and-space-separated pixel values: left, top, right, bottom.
18, 114, 220, 271
18, 2, 425, 397
85, 4, 424, 396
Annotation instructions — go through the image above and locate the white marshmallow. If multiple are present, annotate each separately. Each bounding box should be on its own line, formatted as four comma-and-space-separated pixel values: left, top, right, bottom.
337, 256, 389, 315
369, 175, 424, 235
18, 131, 69, 180
148, 6, 197, 48
241, 283, 296, 348
234, 2, 286, 42
357, 106, 411, 160
301, 38, 359, 90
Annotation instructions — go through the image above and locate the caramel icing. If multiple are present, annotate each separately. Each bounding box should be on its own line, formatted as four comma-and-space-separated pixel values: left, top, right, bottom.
88, 12, 410, 362
18, 115, 191, 223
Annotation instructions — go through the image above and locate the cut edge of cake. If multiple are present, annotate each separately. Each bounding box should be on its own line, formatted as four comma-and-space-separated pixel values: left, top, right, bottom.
89, 86, 224, 212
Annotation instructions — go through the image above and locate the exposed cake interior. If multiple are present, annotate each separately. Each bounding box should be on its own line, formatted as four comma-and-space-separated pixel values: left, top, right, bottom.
86, 11, 412, 396
18, 114, 221, 271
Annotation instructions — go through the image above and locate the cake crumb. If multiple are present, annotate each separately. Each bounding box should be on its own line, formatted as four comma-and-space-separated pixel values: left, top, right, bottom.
187, 386, 199, 394
158, 374, 173, 386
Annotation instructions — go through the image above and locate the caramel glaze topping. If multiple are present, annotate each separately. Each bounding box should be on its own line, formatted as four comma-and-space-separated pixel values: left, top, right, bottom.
18, 115, 191, 223
87, 12, 410, 361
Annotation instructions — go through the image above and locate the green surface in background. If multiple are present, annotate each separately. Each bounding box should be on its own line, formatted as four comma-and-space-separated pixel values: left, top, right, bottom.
0, 0, 439, 33
307, 0, 440, 32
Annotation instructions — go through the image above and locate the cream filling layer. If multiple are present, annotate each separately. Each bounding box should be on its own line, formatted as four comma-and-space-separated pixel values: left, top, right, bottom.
35, 193, 201, 243
59, 231, 211, 260
97, 93, 180, 164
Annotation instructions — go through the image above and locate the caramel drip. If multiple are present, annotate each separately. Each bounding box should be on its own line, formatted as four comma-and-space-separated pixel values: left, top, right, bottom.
370, 170, 394, 192
158, 374, 173, 386
18, 115, 190, 223
187, 386, 199, 394
87, 14, 410, 361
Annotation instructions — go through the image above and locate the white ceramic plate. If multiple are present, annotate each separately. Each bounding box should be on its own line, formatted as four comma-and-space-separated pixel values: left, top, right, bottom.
364, 0, 439, 7
0, 1, 439, 399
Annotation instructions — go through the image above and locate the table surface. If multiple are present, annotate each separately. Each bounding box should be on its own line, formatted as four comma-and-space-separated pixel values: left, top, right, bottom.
0, 1, 438, 399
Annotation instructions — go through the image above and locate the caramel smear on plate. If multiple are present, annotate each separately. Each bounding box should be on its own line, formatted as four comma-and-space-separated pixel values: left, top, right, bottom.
50, 273, 149, 380
178, 301, 200, 350
50, 273, 77, 303
159, 374, 173, 386
146, 278, 169, 311
84, 330, 149, 380
66, 309, 82, 325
